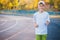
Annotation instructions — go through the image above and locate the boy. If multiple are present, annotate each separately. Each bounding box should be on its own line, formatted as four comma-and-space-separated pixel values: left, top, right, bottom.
33, 1, 50, 40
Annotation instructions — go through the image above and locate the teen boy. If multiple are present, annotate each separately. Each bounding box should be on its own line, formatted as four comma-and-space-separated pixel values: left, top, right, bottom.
33, 1, 50, 40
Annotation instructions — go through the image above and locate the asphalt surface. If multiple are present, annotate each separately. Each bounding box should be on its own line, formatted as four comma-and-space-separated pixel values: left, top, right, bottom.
0, 15, 60, 40
0, 15, 35, 40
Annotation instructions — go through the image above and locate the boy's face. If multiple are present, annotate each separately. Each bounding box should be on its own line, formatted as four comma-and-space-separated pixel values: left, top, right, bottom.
38, 4, 45, 11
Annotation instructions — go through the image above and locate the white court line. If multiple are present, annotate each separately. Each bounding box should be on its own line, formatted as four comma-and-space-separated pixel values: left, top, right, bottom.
0, 21, 17, 33
5, 26, 30, 40
50, 15, 60, 18
0, 20, 8, 25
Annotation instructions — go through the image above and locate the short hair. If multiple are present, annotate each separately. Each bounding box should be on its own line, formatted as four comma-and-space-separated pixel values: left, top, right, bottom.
38, 1, 45, 6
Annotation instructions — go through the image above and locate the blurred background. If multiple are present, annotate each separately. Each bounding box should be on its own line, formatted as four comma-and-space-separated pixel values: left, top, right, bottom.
0, 0, 60, 15
0, 0, 60, 11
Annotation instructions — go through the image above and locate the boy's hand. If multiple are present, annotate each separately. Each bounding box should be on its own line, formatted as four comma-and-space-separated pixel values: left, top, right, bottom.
45, 21, 50, 26
34, 23, 38, 28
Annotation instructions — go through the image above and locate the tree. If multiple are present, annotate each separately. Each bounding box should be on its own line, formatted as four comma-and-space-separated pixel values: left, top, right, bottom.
57, 0, 60, 11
